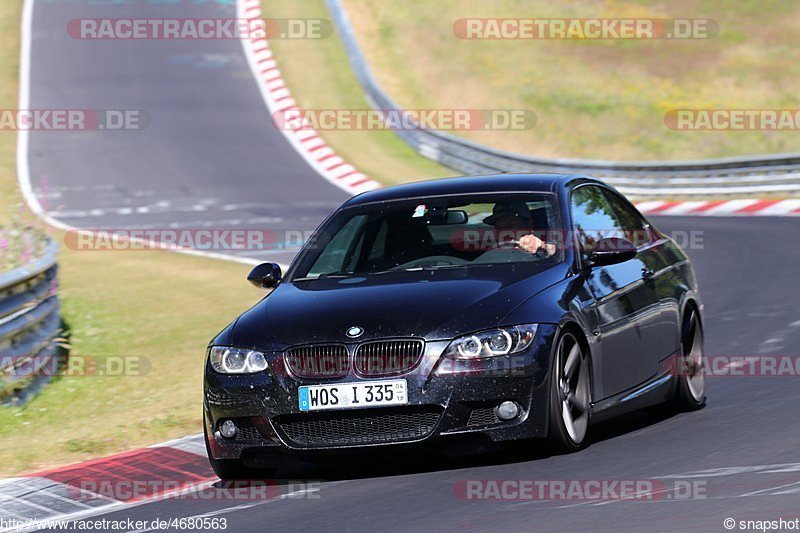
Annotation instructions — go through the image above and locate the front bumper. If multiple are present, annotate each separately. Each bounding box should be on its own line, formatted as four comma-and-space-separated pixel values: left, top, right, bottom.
204, 324, 558, 461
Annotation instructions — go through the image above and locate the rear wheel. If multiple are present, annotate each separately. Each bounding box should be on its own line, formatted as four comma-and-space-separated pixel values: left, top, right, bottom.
203, 416, 276, 480
672, 307, 706, 410
548, 330, 591, 452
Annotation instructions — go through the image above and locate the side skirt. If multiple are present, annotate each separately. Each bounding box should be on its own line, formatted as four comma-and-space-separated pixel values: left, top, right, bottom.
589, 359, 678, 423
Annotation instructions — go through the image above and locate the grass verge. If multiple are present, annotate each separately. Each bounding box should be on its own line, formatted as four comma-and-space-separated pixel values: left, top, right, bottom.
341, 0, 800, 162
0, 247, 261, 475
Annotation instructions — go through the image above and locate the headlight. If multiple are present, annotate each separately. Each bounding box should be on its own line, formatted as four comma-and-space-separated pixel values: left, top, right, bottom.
444, 324, 538, 359
209, 346, 269, 374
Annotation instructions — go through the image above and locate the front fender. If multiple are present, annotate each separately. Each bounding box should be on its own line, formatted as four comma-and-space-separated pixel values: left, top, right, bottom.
502, 274, 607, 401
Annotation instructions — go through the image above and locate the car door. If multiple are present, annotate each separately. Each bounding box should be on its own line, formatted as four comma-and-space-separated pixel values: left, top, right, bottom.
602, 189, 682, 380
570, 185, 661, 397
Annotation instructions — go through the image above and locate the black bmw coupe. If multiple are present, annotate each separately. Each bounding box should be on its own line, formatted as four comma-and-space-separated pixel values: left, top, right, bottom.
204, 174, 705, 479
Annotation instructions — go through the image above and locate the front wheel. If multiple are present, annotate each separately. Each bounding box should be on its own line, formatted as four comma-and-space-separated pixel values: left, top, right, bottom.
672, 307, 706, 410
547, 330, 591, 452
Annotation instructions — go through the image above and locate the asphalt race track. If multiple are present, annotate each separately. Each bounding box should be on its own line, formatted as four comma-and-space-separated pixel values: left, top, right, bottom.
27, 0, 348, 265
85, 216, 800, 532
22, 1, 800, 532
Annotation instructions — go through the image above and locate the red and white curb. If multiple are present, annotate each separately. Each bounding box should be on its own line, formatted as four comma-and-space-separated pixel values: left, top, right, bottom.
634, 198, 800, 216
237, 0, 381, 196
0, 435, 210, 530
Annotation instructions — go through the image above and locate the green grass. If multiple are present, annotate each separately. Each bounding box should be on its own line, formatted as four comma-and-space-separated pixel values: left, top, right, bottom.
0, 1, 22, 214
0, 247, 262, 475
341, 0, 800, 162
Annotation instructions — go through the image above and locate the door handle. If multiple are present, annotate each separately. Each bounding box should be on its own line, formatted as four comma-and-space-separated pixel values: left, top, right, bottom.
642, 268, 655, 280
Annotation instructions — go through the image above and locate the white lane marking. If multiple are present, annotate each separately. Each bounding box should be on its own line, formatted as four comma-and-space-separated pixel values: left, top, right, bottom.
736, 481, 800, 498
661, 462, 800, 479
770, 485, 800, 495
16, 0, 70, 232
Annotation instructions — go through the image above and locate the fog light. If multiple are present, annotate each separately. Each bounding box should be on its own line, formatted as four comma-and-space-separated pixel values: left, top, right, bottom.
495, 401, 521, 421
219, 419, 238, 438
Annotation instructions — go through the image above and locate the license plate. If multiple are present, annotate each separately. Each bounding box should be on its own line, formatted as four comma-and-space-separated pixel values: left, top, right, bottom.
298, 379, 408, 412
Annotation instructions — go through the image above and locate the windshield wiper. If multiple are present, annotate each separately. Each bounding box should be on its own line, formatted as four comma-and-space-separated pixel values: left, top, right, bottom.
292, 273, 352, 282
295, 265, 468, 281
369, 265, 467, 275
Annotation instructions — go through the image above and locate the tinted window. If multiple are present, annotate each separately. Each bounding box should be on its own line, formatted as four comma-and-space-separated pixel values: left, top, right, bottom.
571, 186, 653, 252
570, 186, 624, 252
602, 189, 655, 247
293, 194, 561, 280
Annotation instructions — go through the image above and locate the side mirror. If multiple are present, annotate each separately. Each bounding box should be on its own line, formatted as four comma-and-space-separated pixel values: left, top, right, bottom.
247, 263, 282, 289
588, 237, 637, 267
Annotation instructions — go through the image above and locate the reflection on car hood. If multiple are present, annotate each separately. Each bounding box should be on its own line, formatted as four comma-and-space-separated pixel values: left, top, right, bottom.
230, 264, 568, 348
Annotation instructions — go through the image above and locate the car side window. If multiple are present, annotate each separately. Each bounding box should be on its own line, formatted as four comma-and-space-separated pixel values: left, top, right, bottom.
570, 185, 624, 253
601, 189, 655, 248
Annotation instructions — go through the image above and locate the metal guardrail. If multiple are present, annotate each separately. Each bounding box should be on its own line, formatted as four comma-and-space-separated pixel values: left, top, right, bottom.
326, 0, 800, 197
0, 238, 62, 406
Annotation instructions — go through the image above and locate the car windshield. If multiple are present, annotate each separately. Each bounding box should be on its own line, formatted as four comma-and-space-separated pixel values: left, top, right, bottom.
291, 193, 562, 280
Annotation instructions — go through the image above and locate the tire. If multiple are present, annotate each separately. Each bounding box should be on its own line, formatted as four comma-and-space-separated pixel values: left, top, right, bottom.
547, 329, 592, 452
203, 416, 276, 480
671, 306, 707, 411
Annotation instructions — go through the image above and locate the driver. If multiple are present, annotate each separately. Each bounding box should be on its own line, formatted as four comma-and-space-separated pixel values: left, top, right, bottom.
483, 202, 557, 256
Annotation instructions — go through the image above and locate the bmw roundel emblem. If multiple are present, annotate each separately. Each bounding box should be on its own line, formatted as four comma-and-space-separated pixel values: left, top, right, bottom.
346, 326, 364, 338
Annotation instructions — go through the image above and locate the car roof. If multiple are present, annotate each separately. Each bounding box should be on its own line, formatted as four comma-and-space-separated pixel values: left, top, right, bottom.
342, 173, 604, 207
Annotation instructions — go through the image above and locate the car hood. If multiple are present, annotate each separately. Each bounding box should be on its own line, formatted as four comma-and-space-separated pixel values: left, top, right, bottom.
228, 263, 568, 349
